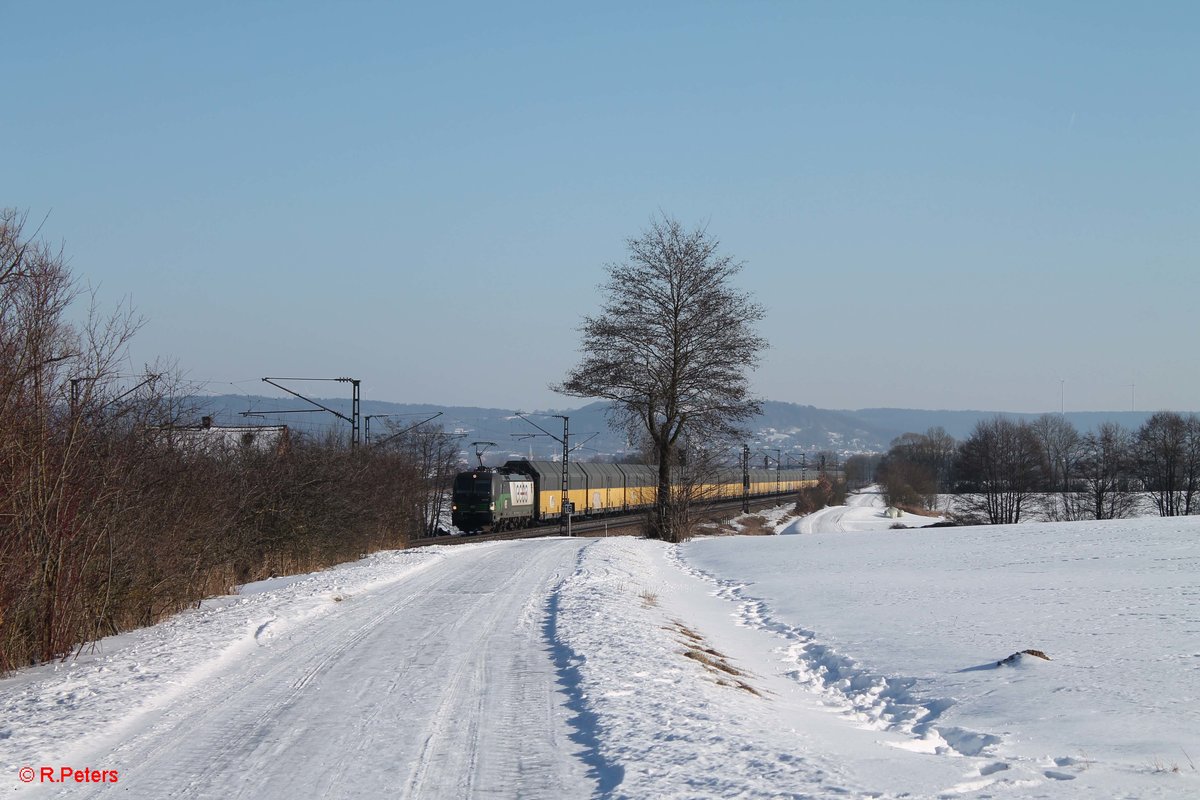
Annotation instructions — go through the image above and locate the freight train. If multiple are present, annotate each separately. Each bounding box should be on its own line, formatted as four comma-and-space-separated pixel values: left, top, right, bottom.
451, 459, 813, 533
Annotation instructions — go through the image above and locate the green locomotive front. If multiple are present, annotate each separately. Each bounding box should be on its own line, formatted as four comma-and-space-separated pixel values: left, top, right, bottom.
450, 469, 536, 532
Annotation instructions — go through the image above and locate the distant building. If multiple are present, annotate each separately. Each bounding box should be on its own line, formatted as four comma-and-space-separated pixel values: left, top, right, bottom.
159, 416, 290, 455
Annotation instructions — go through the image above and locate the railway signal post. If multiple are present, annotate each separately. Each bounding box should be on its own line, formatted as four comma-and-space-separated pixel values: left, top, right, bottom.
555, 415, 571, 537
742, 444, 750, 514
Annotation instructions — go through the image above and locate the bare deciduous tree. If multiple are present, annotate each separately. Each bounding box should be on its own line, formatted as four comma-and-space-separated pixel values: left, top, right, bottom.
1078, 422, 1137, 520
554, 215, 766, 542
0, 208, 147, 665
384, 422, 463, 537
1136, 411, 1200, 516
1030, 414, 1084, 520
952, 416, 1045, 525
878, 428, 957, 510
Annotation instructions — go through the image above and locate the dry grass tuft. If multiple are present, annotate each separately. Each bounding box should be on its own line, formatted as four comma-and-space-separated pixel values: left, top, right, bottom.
683, 649, 745, 677
1148, 757, 1181, 774
735, 515, 775, 536
665, 619, 764, 696
639, 588, 659, 608
701, 511, 790, 537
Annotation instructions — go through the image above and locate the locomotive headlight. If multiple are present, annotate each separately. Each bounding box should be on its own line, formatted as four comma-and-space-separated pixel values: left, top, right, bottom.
452, 504, 457, 511
489, 502, 495, 511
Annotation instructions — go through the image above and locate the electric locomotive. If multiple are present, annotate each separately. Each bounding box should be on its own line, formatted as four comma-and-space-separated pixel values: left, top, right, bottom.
450, 468, 536, 533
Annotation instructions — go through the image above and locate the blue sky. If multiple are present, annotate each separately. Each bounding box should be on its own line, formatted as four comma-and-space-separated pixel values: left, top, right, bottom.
5, 1, 1197, 413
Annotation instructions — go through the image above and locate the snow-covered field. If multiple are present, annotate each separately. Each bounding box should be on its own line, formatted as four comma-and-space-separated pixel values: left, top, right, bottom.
685, 494, 1200, 797
2, 493, 1197, 798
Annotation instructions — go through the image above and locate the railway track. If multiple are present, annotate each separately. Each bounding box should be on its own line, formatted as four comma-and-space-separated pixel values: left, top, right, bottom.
412, 493, 796, 547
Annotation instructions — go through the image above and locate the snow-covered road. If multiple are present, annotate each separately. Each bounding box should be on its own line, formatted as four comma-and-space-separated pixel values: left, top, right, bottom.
10, 539, 594, 799
782, 488, 940, 534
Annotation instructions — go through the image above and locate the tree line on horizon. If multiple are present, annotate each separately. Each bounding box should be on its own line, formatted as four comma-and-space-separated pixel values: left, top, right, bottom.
857, 413, 1200, 524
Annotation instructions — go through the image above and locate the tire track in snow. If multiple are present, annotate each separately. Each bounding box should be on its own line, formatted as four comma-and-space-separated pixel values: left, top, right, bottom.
39, 540, 594, 800
795, 505, 851, 534
388, 538, 597, 799
114, 583, 431, 800
398, 552, 525, 799
0, 545, 457, 789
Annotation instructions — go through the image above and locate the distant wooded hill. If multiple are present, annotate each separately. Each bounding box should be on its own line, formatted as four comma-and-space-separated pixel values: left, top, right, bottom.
190, 394, 1174, 462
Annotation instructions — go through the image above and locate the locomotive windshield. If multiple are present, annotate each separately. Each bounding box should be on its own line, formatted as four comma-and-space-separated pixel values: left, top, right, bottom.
453, 473, 492, 496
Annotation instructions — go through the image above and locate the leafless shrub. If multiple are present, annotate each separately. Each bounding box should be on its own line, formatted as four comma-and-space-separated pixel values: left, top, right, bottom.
794, 473, 845, 515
